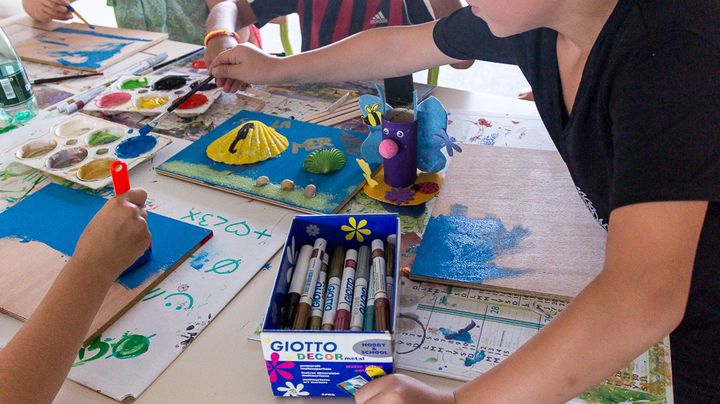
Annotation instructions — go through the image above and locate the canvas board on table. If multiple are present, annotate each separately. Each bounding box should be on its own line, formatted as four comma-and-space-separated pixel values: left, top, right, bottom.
410, 144, 607, 299
0, 184, 212, 344
12, 20, 167, 72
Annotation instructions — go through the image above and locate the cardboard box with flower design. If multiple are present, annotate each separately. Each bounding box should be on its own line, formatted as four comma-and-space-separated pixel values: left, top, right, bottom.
261, 214, 400, 397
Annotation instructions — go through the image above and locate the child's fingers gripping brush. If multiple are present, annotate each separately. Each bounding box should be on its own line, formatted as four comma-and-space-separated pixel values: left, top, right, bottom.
110, 160, 152, 277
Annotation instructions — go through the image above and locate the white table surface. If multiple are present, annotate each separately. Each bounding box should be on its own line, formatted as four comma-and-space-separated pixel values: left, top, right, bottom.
0, 17, 540, 401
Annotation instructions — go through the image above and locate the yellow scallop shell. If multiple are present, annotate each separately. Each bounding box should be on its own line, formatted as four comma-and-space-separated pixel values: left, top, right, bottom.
206, 120, 289, 165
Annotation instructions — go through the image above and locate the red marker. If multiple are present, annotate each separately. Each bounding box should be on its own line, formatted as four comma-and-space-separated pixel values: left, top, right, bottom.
110, 160, 152, 275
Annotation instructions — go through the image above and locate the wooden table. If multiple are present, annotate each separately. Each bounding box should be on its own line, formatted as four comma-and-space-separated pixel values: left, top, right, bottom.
0, 15, 540, 403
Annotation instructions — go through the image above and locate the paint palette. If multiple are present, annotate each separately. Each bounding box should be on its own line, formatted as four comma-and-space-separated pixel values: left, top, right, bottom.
9, 114, 172, 190
83, 73, 222, 117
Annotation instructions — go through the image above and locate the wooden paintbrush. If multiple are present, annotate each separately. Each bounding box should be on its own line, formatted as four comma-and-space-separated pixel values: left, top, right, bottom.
138, 75, 214, 136
66, 5, 95, 29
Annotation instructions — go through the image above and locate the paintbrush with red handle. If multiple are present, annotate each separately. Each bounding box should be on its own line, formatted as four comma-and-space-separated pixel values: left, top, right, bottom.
110, 160, 152, 276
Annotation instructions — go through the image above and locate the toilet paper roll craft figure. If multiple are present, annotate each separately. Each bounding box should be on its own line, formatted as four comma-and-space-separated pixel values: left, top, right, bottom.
358, 85, 454, 206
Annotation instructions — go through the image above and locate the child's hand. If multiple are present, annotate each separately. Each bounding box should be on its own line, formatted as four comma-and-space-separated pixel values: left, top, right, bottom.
355, 374, 455, 404
210, 44, 278, 92
204, 35, 238, 70
22, 0, 72, 22
73, 189, 151, 283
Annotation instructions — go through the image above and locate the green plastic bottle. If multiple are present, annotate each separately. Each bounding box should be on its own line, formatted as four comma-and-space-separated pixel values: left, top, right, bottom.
0, 26, 38, 127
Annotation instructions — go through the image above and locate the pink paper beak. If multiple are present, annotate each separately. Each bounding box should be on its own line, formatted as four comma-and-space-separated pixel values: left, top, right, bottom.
379, 138, 399, 159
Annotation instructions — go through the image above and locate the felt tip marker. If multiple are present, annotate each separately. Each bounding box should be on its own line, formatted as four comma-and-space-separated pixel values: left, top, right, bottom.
364, 265, 376, 331
333, 248, 357, 331
321, 246, 346, 330
281, 244, 313, 328
292, 238, 327, 330
308, 251, 329, 330
371, 239, 390, 331
57, 87, 105, 114
350, 246, 370, 331
385, 240, 395, 305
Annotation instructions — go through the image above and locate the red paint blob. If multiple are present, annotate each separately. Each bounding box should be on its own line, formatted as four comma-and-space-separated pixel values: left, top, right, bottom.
175, 93, 209, 110
191, 59, 207, 69
95, 92, 132, 108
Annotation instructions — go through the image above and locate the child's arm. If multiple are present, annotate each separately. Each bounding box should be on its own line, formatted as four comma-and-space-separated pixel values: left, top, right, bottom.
0, 189, 150, 403
210, 21, 462, 91
356, 200, 705, 403
22, 0, 72, 22
204, 0, 254, 67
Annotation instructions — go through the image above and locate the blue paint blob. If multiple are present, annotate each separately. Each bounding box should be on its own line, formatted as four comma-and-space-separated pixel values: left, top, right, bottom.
439, 320, 476, 343
189, 250, 209, 270
0, 184, 212, 289
51, 42, 131, 69
463, 350, 485, 367
412, 204, 530, 283
115, 136, 157, 158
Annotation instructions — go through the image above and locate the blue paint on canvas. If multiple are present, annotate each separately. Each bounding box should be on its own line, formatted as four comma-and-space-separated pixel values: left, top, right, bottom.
157, 111, 378, 214
0, 184, 212, 289
412, 204, 530, 284
50, 42, 132, 69
52, 27, 152, 42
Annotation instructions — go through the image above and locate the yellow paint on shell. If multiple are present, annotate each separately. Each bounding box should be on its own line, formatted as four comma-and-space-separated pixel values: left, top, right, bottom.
138, 96, 168, 109
206, 120, 288, 165
363, 167, 443, 206
76, 158, 115, 181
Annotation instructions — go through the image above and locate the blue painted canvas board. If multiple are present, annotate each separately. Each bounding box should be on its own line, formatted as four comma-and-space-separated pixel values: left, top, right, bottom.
14, 22, 167, 72
0, 183, 212, 289
409, 144, 607, 299
157, 111, 378, 214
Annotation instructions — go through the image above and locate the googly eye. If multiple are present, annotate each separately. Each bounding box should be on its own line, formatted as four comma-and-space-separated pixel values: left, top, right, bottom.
383, 128, 389, 135
396, 130, 405, 138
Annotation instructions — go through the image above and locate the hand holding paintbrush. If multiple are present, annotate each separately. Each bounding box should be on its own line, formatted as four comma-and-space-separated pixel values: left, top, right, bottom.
137, 75, 215, 136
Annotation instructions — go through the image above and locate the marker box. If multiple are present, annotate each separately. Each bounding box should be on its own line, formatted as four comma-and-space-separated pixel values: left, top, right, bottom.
261, 214, 400, 398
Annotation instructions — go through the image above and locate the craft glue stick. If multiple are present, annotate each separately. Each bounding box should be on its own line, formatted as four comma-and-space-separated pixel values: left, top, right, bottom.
110, 160, 151, 276
281, 244, 313, 328
350, 246, 370, 331
322, 246, 346, 330
293, 238, 327, 330
385, 240, 395, 304
364, 266, 376, 331
371, 239, 390, 331
334, 248, 357, 331
308, 250, 329, 330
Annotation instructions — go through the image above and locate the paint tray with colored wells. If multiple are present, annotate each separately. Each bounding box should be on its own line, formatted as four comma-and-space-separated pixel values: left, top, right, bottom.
8, 113, 172, 190
83, 72, 222, 118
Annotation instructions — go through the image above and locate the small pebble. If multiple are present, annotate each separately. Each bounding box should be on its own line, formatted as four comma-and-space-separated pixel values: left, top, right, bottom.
304, 184, 316, 198
255, 176, 269, 187
281, 179, 295, 191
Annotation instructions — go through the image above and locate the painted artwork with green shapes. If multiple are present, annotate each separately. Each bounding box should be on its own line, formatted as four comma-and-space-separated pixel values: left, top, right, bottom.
157, 111, 379, 214
74, 331, 156, 367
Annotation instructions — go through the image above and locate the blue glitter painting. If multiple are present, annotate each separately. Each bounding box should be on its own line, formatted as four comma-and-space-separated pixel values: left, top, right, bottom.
411, 204, 530, 284
0, 184, 212, 289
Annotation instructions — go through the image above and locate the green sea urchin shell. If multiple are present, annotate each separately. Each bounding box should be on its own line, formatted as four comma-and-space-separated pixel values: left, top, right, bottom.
303, 148, 347, 174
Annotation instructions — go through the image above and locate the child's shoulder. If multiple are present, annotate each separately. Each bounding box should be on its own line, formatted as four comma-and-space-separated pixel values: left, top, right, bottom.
632, 0, 719, 43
